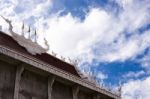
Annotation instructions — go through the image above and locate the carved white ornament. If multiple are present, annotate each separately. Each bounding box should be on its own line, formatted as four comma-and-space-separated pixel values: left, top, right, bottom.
1, 16, 49, 55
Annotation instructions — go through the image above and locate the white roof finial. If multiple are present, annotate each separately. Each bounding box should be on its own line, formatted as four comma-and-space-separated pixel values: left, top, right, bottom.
21, 22, 25, 36
44, 37, 50, 51
0, 25, 2, 31
34, 29, 37, 43
61, 56, 65, 61
28, 25, 31, 39
0, 15, 14, 35
52, 51, 57, 57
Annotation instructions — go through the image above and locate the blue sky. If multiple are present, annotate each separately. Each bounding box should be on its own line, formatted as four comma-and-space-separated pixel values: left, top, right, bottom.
0, 0, 150, 98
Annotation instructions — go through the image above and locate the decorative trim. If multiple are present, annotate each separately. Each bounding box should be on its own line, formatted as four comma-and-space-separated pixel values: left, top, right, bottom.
0, 45, 120, 99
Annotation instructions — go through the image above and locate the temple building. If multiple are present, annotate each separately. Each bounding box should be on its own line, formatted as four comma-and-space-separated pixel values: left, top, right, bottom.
0, 16, 121, 99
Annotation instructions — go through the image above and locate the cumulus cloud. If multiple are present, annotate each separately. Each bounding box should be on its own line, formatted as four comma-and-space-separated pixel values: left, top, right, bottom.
0, 0, 52, 45
122, 71, 145, 78
0, 0, 52, 19
122, 77, 150, 99
43, 0, 150, 64
0, 0, 150, 98
0, 0, 149, 63
139, 49, 150, 72
97, 72, 108, 80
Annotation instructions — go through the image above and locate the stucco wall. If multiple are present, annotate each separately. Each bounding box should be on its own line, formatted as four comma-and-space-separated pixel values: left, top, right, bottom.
0, 57, 115, 99
52, 81, 73, 99
0, 61, 16, 99
19, 70, 48, 99
78, 90, 93, 99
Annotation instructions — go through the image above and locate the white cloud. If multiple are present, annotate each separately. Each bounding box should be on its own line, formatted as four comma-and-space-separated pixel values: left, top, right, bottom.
0, 0, 150, 98
97, 72, 108, 80
0, 0, 52, 29
122, 77, 150, 99
142, 57, 150, 69
139, 49, 150, 71
0, 0, 149, 64
44, 9, 112, 59
123, 71, 145, 78
45, 0, 150, 64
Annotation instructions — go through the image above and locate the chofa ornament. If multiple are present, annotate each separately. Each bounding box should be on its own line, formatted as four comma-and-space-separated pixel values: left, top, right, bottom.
1, 16, 49, 55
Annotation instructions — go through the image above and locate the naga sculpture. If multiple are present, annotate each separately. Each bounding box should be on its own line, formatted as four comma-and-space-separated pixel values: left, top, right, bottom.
1, 16, 49, 55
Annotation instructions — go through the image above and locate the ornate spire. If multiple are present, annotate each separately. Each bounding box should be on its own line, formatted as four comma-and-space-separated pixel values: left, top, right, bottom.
34, 29, 37, 43
118, 85, 122, 96
28, 26, 31, 39
61, 56, 65, 61
44, 37, 50, 51
21, 22, 24, 36
52, 51, 57, 57
0, 25, 2, 31
0, 15, 14, 34
68, 57, 72, 63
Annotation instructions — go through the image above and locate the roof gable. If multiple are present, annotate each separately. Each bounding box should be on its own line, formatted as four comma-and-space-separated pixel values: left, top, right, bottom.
0, 31, 81, 77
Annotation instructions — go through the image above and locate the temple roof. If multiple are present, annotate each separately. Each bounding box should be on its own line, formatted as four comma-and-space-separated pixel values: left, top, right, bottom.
0, 31, 81, 77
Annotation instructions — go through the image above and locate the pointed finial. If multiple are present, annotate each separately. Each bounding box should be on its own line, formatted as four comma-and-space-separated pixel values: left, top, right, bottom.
34, 29, 37, 43
73, 59, 79, 66
68, 57, 72, 63
0, 25, 2, 31
0, 15, 13, 34
28, 26, 31, 39
52, 51, 57, 57
61, 56, 65, 61
28, 25, 31, 32
44, 37, 49, 51
118, 86, 122, 96
21, 22, 24, 36
0, 15, 11, 23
